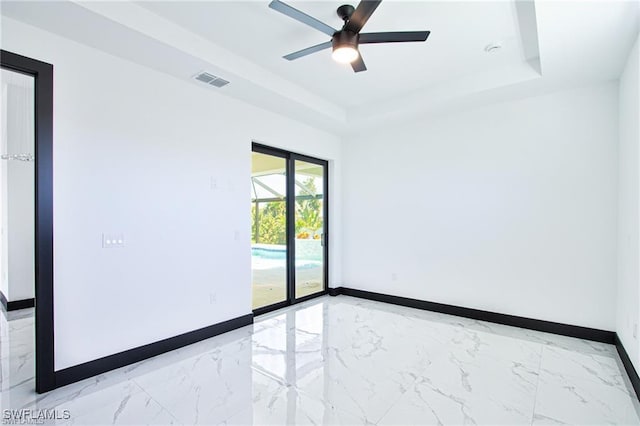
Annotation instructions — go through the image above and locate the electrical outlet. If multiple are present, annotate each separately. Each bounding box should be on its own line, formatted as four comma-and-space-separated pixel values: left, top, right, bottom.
102, 233, 125, 248
634, 323, 637, 339
209, 293, 217, 304
391, 273, 398, 281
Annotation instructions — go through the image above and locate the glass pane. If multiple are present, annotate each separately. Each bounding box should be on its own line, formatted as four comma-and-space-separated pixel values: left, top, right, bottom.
1, 69, 35, 303
294, 160, 324, 299
252, 174, 286, 201
251, 152, 287, 310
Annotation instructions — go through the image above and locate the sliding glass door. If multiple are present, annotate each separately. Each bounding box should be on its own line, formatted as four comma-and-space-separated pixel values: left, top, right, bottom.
294, 159, 325, 300
251, 151, 288, 310
251, 144, 328, 314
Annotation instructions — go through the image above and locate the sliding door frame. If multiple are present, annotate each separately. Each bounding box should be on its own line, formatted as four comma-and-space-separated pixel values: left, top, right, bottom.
252, 143, 290, 316
252, 142, 329, 316
289, 151, 329, 304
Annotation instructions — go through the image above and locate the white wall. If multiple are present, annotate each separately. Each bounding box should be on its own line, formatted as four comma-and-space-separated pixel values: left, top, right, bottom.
343, 83, 619, 331
1, 17, 342, 370
617, 34, 640, 369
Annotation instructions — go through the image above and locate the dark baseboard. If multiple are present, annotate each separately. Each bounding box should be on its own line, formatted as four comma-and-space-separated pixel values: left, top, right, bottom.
8, 298, 35, 311
0, 291, 35, 312
334, 287, 616, 344
52, 313, 253, 391
328, 287, 341, 296
615, 335, 640, 400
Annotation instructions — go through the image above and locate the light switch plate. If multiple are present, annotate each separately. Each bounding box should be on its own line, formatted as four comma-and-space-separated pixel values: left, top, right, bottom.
102, 233, 125, 248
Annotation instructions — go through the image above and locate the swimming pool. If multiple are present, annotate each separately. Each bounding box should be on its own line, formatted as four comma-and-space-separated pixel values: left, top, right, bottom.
251, 246, 320, 270
252, 246, 287, 260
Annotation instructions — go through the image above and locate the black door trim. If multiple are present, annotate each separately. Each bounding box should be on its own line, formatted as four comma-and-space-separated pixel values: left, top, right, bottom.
1, 50, 55, 393
251, 142, 329, 315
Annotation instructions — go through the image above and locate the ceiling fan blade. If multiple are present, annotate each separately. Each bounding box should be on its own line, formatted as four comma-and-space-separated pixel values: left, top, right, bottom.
359, 31, 430, 44
345, 0, 382, 33
283, 41, 332, 61
351, 53, 367, 73
269, 0, 337, 37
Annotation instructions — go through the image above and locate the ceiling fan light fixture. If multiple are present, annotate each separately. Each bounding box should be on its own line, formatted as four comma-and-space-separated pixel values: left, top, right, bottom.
331, 30, 359, 64
332, 46, 359, 63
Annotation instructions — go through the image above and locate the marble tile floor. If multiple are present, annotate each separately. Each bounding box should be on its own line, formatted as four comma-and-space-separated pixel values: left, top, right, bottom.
1, 297, 639, 425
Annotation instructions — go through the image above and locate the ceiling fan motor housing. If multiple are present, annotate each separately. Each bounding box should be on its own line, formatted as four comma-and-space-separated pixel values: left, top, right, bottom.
336, 4, 356, 22
332, 30, 359, 51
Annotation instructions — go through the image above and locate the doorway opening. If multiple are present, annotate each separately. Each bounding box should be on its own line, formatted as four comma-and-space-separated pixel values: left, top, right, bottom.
251, 143, 328, 315
1, 50, 54, 393
0, 67, 36, 311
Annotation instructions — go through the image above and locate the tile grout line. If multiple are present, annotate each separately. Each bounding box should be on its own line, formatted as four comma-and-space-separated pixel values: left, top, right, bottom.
529, 344, 545, 426
372, 374, 421, 425
131, 377, 182, 425
251, 363, 383, 424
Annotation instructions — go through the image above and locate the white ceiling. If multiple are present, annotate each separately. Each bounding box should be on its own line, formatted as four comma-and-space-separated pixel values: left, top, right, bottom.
1, 0, 638, 135
136, 1, 529, 108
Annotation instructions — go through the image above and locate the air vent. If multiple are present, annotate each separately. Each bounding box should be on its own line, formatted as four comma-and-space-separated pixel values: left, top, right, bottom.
209, 77, 229, 88
193, 71, 230, 88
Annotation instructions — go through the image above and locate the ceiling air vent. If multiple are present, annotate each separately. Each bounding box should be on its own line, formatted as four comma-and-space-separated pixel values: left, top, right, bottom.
193, 71, 230, 88
209, 77, 229, 88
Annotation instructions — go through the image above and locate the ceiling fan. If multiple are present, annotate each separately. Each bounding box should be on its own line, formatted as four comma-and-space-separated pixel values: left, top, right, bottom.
268, 0, 430, 73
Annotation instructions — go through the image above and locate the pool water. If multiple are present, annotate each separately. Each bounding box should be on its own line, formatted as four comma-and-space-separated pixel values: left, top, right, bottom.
252, 247, 287, 260
251, 246, 320, 270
